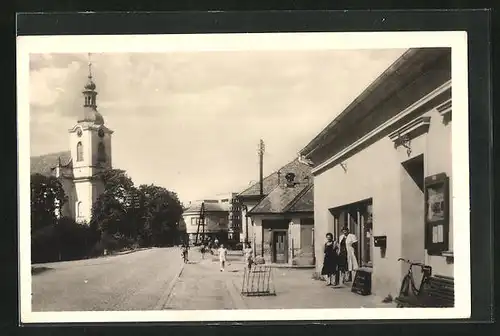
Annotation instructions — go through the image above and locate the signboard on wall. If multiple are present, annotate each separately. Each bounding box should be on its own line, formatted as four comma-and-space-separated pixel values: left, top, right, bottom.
424, 173, 450, 255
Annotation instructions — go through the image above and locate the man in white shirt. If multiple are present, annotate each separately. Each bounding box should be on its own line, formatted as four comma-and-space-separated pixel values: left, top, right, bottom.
218, 244, 227, 272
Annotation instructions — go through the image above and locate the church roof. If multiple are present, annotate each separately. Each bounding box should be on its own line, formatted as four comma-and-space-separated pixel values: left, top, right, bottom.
248, 182, 313, 215
30, 150, 72, 176
238, 158, 312, 198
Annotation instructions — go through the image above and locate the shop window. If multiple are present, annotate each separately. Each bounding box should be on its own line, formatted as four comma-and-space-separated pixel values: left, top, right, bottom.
330, 199, 373, 267
424, 173, 450, 255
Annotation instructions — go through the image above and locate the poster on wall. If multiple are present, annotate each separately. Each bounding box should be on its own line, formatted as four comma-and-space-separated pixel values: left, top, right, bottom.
427, 184, 445, 223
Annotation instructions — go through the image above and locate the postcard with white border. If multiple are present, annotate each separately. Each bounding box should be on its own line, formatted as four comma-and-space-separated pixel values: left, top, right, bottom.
17, 31, 470, 323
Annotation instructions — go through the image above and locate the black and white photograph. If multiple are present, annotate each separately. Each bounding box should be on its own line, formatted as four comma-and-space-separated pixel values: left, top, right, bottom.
17, 31, 470, 323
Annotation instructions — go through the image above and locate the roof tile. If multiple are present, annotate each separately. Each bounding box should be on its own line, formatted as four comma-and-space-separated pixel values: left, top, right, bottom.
238, 158, 312, 197
249, 182, 312, 214
30, 151, 72, 176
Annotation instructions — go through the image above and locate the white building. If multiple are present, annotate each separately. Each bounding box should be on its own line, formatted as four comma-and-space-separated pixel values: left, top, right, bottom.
30, 59, 113, 224
182, 192, 238, 244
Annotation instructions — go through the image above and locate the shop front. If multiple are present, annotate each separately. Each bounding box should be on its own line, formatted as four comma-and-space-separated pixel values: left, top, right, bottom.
299, 48, 454, 298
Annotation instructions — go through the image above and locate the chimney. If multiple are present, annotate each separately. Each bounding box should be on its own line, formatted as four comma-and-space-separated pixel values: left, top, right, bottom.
285, 172, 296, 188
277, 170, 281, 185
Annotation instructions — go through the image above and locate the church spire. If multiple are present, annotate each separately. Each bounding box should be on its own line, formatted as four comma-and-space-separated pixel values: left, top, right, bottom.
83, 53, 97, 109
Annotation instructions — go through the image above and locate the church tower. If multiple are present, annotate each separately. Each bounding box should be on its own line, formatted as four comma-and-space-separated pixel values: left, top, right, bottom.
68, 54, 113, 223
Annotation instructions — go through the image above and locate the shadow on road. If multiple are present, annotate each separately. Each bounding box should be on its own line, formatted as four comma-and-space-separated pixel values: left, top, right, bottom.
31, 266, 53, 275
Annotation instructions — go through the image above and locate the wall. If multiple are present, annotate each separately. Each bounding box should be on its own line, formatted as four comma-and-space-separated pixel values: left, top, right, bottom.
313, 102, 453, 297
253, 217, 263, 256
74, 179, 93, 223
289, 218, 301, 262
183, 212, 229, 235
423, 107, 453, 277
240, 200, 259, 243
314, 136, 403, 297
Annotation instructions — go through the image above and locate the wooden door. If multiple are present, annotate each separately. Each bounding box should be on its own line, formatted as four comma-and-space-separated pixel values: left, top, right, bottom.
273, 231, 287, 263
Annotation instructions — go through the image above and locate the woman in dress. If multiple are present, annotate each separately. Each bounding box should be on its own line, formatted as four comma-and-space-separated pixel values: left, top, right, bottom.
338, 227, 359, 283
243, 243, 253, 270
321, 232, 338, 286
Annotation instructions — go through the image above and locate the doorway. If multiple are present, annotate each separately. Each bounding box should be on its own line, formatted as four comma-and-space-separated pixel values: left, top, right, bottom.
329, 199, 373, 268
273, 230, 288, 264
400, 154, 425, 279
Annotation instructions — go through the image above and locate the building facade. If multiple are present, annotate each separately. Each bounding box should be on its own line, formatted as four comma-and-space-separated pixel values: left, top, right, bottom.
237, 158, 313, 245
237, 158, 315, 265
30, 59, 113, 224
182, 192, 238, 244
299, 48, 453, 297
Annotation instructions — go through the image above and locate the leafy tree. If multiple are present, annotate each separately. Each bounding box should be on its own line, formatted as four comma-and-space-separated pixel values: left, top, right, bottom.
137, 184, 184, 247
90, 169, 135, 240
30, 173, 67, 233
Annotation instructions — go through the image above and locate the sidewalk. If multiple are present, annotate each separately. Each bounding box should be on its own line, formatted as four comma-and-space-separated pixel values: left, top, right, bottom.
162, 250, 395, 310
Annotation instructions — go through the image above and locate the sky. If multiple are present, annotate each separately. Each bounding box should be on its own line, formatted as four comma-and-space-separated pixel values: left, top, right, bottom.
29, 49, 406, 204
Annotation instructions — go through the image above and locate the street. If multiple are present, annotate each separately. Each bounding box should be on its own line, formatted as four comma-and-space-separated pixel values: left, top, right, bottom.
32, 247, 395, 312
32, 247, 182, 311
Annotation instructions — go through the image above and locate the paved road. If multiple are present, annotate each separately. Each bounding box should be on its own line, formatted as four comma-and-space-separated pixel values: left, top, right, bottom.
164, 253, 244, 310
32, 247, 183, 311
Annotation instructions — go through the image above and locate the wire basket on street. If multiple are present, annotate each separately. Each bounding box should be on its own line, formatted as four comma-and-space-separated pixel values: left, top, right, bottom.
241, 265, 276, 296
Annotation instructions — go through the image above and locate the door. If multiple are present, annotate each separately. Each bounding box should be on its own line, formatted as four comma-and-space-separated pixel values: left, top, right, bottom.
273, 231, 287, 263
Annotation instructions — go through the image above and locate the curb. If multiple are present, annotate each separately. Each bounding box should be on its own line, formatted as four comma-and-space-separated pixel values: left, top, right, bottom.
112, 247, 153, 256
154, 261, 185, 310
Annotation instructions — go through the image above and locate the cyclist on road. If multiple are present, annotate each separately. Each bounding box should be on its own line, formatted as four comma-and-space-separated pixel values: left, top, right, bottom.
181, 243, 189, 263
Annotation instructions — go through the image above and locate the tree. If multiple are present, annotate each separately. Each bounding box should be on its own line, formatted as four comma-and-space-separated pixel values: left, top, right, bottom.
30, 173, 67, 233
137, 184, 184, 246
90, 169, 136, 245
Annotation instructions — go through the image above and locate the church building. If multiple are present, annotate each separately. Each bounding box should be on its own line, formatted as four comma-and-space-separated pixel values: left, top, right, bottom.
30, 56, 113, 224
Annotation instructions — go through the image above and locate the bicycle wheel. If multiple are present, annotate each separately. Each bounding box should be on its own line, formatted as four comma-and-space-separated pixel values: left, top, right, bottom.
397, 275, 411, 308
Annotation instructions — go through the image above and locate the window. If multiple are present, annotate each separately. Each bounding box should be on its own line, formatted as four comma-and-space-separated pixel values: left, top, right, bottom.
76, 201, 82, 218
191, 217, 207, 226
97, 142, 106, 162
330, 199, 373, 267
76, 142, 83, 161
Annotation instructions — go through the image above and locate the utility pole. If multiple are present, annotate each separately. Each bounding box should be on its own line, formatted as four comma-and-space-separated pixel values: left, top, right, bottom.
258, 139, 265, 197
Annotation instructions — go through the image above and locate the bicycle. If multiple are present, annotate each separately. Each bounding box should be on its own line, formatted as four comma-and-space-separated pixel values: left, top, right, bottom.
396, 258, 432, 308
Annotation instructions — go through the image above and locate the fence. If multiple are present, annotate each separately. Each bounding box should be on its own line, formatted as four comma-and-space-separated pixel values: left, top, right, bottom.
241, 265, 276, 296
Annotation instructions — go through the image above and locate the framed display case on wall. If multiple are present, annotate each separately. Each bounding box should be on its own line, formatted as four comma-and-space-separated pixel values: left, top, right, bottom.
424, 173, 450, 255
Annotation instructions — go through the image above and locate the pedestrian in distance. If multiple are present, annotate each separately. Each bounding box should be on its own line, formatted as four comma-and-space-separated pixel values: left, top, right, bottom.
243, 242, 253, 270
321, 232, 339, 286
181, 243, 189, 264
200, 243, 206, 259
218, 243, 228, 272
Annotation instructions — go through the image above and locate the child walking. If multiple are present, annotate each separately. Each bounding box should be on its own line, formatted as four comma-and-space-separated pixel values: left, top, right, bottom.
218, 244, 228, 272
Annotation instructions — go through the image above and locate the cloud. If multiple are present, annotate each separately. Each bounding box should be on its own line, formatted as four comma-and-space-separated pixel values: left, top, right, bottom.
28, 48, 406, 202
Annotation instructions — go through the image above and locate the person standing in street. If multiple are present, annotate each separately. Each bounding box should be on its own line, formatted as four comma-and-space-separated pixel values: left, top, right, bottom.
218, 243, 228, 272
338, 227, 359, 283
243, 243, 253, 270
321, 233, 338, 286
181, 243, 189, 263
200, 243, 206, 259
